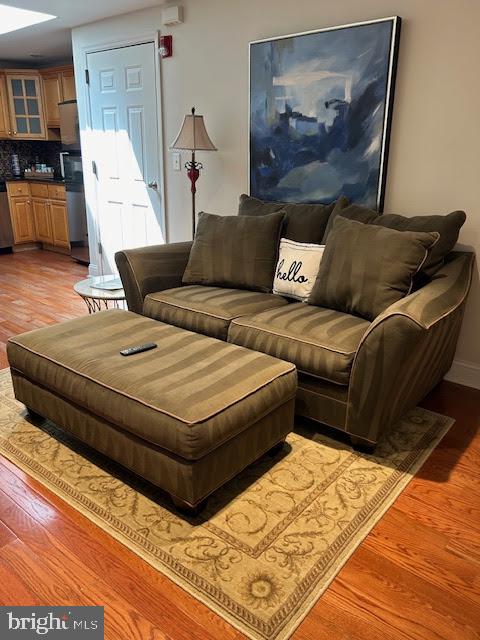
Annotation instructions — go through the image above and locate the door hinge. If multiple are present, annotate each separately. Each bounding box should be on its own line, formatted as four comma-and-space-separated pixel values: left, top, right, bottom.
92, 160, 97, 177
98, 241, 103, 255
85, 69, 90, 85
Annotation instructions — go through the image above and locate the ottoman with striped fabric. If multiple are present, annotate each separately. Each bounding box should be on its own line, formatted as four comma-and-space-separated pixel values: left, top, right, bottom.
7, 310, 297, 511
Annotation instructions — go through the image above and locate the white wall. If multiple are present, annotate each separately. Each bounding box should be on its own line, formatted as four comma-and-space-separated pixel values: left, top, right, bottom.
72, 0, 480, 388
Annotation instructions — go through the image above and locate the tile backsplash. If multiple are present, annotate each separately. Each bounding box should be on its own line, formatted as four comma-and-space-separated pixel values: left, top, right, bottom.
0, 140, 62, 178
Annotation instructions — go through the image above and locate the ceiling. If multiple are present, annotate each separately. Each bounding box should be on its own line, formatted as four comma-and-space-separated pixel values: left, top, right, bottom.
0, 0, 165, 64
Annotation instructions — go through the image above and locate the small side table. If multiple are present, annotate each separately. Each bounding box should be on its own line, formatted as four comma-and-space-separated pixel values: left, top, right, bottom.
74, 275, 126, 314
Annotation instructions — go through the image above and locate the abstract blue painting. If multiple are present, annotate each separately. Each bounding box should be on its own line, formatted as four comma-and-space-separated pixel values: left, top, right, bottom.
249, 17, 400, 210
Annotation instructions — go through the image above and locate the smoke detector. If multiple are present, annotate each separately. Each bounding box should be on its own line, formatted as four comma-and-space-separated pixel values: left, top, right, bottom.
162, 5, 183, 26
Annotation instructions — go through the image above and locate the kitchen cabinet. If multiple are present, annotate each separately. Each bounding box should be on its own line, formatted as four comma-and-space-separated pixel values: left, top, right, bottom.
5, 71, 46, 139
0, 65, 74, 139
61, 68, 76, 101
0, 75, 11, 138
41, 72, 63, 128
30, 183, 49, 198
48, 184, 67, 201
8, 182, 30, 197
50, 200, 69, 248
32, 198, 52, 243
8, 194, 36, 244
41, 65, 76, 128
7, 181, 69, 250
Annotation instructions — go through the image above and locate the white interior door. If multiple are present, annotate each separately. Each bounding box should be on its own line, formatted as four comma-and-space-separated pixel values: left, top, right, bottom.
87, 42, 164, 273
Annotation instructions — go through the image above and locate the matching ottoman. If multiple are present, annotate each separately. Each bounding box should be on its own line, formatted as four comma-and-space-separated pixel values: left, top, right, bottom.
7, 310, 297, 511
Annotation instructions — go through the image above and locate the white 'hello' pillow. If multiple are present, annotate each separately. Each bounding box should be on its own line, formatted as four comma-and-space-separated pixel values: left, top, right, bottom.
273, 238, 325, 301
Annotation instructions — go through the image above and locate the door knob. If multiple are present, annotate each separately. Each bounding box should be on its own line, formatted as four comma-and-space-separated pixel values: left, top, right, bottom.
147, 180, 158, 189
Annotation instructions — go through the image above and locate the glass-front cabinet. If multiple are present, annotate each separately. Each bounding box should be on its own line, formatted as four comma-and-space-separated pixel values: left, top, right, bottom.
5, 72, 46, 139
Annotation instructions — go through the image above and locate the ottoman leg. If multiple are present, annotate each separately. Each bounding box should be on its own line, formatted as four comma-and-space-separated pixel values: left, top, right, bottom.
25, 407, 44, 421
170, 494, 207, 516
350, 435, 376, 454
266, 438, 286, 457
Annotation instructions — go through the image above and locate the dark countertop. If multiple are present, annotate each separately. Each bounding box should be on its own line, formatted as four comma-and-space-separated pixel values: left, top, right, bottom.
3, 177, 66, 185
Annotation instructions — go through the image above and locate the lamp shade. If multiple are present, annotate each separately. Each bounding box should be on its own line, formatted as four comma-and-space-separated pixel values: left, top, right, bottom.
171, 108, 217, 151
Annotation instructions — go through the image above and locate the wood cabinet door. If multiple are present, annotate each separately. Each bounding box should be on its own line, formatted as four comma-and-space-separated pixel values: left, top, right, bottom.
10, 197, 36, 243
5, 73, 46, 139
50, 200, 70, 248
32, 198, 52, 243
42, 73, 62, 128
61, 68, 76, 101
0, 75, 12, 138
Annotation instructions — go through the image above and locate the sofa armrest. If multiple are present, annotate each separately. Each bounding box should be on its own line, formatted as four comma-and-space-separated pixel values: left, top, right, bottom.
346, 251, 474, 444
115, 242, 192, 314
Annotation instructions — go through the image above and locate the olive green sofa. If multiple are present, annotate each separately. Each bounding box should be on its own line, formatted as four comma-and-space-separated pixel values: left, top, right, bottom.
116, 234, 474, 450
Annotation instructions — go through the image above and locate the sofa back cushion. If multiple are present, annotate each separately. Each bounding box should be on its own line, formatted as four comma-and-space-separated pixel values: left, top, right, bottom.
371, 210, 466, 276
239, 193, 336, 244
324, 200, 466, 277
308, 217, 439, 320
322, 198, 379, 240
182, 211, 285, 292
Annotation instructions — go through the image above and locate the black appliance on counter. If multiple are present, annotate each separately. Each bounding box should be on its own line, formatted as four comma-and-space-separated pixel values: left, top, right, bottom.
59, 100, 89, 265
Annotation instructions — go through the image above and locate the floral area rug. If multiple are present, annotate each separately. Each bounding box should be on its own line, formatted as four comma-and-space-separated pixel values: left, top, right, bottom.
0, 369, 452, 640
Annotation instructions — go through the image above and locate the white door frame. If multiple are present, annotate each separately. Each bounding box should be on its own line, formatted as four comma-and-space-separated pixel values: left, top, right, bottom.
77, 31, 168, 275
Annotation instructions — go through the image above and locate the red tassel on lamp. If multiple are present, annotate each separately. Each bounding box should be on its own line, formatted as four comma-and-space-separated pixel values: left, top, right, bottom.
171, 107, 217, 236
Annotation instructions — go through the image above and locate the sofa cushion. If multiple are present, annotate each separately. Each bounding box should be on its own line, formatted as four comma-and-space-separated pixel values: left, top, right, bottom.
239, 193, 337, 244
322, 197, 377, 240
144, 285, 289, 340
228, 303, 370, 385
309, 217, 439, 320
182, 211, 285, 292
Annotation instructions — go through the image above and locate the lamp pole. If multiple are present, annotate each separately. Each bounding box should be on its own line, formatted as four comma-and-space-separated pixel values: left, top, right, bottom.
185, 108, 203, 235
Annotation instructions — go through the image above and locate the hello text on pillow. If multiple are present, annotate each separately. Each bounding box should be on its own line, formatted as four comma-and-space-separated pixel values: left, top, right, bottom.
273, 238, 325, 301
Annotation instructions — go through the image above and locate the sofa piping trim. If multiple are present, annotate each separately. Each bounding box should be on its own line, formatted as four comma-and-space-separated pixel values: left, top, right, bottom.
12, 369, 296, 462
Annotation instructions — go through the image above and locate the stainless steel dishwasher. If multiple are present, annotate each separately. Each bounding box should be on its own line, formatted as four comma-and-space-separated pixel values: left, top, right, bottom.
0, 181, 14, 249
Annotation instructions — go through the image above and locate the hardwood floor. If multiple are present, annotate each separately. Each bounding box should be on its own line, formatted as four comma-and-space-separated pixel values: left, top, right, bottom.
0, 249, 479, 639
0, 249, 88, 369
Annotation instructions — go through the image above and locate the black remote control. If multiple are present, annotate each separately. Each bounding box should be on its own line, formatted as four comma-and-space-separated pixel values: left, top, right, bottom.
120, 342, 157, 356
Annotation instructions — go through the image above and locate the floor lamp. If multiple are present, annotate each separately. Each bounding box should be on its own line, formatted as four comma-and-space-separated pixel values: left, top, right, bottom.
171, 107, 217, 237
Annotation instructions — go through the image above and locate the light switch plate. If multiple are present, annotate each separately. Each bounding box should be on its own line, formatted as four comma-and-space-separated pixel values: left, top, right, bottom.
173, 152, 181, 171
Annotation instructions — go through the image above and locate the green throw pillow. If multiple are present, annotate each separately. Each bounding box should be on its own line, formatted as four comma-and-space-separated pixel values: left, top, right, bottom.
239, 194, 337, 244
182, 211, 285, 292
308, 217, 439, 320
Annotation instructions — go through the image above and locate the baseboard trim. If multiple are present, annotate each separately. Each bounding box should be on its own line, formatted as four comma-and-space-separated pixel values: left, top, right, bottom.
444, 359, 480, 390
